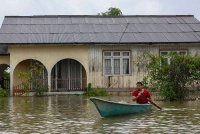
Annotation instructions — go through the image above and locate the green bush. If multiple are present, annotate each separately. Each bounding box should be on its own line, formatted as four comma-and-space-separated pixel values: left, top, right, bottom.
34, 84, 48, 97
18, 61, 48, 97
143, 53, 200, 101
84, 88, 109, 97
83, 83, 109, 97
87, 83, 92, 92
0, 88, 9, 97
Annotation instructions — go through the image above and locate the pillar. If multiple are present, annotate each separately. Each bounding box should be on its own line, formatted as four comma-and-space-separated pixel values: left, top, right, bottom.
10, 69, 13, 96
48, 71, 51, 92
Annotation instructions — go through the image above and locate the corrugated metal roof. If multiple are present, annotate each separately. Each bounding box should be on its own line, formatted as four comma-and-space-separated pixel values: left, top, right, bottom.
0, 15, 200, 44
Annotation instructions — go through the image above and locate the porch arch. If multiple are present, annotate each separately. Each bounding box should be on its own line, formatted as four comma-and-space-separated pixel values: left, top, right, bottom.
12, 58, 46, 72
51, 58, 87, 91
13, 59, 48, 95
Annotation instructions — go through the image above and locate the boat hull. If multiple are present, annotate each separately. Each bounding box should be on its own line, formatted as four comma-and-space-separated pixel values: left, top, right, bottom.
90, 97, 152, 117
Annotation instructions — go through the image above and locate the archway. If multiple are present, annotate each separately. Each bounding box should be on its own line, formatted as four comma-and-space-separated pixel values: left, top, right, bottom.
51, 59, 87, 91
0, 64, 10, 90
13, 59, 48, 92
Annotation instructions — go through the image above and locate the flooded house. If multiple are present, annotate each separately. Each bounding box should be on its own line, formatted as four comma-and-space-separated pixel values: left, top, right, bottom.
0, 15, 200, 96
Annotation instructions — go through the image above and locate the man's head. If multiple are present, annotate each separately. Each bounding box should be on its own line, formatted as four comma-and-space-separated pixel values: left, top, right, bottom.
136, 82, 143, 90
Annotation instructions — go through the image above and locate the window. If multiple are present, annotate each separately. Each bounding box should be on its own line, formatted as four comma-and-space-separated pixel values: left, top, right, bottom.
103, 51, 130, 75
160, 50, 187, 65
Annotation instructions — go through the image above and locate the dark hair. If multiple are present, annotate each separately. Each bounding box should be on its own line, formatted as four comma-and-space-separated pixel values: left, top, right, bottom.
136, 82, 143, 85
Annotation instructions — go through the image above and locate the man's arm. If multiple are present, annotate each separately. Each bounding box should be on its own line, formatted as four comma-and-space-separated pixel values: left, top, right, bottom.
132, 89, 144, 101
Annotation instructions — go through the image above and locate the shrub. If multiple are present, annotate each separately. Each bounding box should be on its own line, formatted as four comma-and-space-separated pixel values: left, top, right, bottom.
0, 88, 9, 97
18, 62, 48, 97
34, 83, 48, 97
143, 53, 200, 101
83, 83, 109, 97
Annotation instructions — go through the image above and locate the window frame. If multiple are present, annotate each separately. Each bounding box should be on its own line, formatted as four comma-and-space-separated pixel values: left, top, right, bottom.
103, 51, 131, 76
160, 50, 187, 65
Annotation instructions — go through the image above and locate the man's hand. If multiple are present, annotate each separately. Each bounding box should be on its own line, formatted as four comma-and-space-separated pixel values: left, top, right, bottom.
132, 89, 144, 101
138, 89, 144, 97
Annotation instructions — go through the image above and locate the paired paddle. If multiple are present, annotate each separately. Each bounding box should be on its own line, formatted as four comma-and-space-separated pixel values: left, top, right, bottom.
148, 99, 162, 110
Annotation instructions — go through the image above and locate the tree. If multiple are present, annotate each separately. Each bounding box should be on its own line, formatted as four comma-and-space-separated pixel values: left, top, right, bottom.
143, 53, 200, 101
98, 7, 123, 16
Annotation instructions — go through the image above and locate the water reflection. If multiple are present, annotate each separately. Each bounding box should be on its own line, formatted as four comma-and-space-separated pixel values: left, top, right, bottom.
0, 96, 199, 133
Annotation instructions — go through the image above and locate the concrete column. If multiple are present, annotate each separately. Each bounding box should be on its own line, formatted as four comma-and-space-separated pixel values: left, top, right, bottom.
10, 69, 13, 96
55, 64, 57, 90
48, 71, 51, 92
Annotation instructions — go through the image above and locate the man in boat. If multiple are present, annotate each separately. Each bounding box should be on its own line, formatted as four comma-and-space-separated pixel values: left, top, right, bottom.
132, 82, 152, 104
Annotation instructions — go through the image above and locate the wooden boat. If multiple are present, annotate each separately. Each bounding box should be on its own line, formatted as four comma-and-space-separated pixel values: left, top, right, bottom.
90, 97, 152, 117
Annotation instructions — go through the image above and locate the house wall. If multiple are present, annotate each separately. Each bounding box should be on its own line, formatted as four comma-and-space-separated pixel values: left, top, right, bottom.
0, 56, 10, 65
9, 45, 89, 72
9, 45, 89, 91
88, 43, 200, 89
88, 44, 155, 89
6, 43, 200, 93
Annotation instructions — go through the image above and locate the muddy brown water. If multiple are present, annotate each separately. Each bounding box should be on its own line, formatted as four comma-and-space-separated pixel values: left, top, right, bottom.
0, 96, 199, 133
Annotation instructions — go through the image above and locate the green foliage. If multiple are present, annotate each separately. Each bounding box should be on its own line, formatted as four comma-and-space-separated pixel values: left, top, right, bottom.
30, 62, 48, 97
144, 53, 200, 101
141, 76, 158, 92
98, 7, 123, 16
18, 72, 31, 95
87, 83, 92, 92
34, 84, 48, 97
84, 88, 109, 97
83, 83, 109, 97
18, 61, 48, 96
3, 69, 10, 79
0, 88, 9, 97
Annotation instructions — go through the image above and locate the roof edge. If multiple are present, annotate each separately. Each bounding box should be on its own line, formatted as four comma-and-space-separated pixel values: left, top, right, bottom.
0, 42, 200, 45
4, 15, 195, 18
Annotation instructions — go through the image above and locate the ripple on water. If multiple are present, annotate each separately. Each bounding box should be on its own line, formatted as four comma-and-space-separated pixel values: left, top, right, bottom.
0, 96, 199, 133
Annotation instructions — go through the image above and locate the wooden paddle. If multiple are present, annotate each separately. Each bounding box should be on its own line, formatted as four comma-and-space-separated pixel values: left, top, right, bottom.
148, 99, 162, 110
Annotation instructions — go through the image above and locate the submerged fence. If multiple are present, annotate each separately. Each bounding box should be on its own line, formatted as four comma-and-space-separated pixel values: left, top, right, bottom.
13, 79, 48, 96
0, 78, 10, 90
51, 78, 87, 92
13, 77, 87, 94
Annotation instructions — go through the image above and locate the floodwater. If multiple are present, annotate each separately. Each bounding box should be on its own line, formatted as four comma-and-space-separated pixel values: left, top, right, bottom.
0, 96, 199, 134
